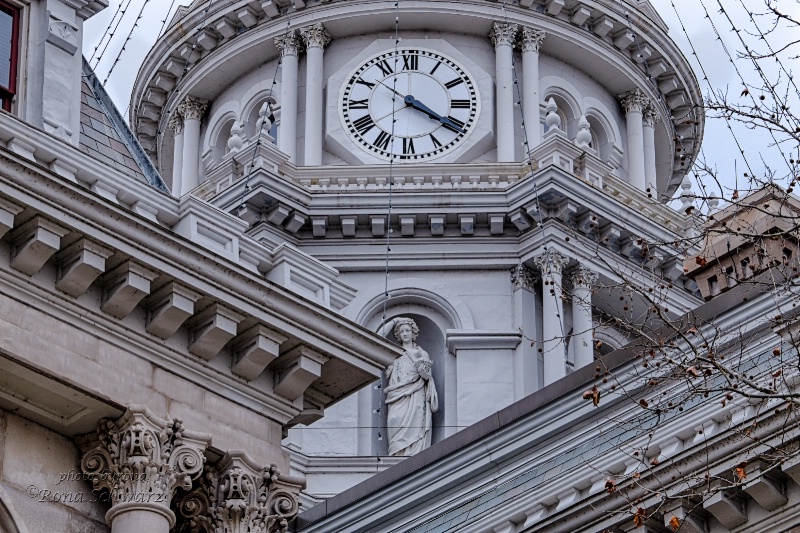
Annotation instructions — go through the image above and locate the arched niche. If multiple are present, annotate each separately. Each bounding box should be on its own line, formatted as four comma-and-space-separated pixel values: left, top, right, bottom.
541, 78, 583, 139
203, 109, 237, 168
375, 312, 446, 454
349, 280, 474, 453
242, 89, 280, 142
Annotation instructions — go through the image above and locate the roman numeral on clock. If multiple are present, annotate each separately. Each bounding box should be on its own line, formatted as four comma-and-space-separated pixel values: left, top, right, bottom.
353, 114, 375, 134
376, 59, 394, 76
374, 130, 392, 150
444, 116, 466, 133
402, 137, 415, 155
444, 78, 464, 89
402, 53, 419, 71
450, 99, 471, 109
429, 61, 441, 75
349, 99, 369, 109
355, 78, 376, 89
430, 133, 442, 148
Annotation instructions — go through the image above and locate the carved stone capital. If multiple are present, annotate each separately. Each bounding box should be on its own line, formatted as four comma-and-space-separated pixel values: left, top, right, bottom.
620, 88, 650, 114
275, 32, 302, 57
533, 249, 569, 275
519, 27, 546, 53
178, 97, 208, 122
300, 23, 331, 49
569, 266, 599, 288
77, 406, 211, 526
168, 113, 184, 135
172, 451, 304, 533
490, 22, 518, 48
511, 264, 539, 291
643, 103, 660, 127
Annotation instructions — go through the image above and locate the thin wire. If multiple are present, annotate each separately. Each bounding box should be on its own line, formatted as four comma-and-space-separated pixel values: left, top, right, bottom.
669, 0, 757, 185
157, 0, 179, 38
236, 21, 291, 212
102, 0, 153, 86
376, 0, 404, 460
90, 0, 135, 67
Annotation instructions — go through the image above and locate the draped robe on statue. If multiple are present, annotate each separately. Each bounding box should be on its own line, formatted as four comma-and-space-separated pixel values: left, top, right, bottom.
384, 348, 438, 456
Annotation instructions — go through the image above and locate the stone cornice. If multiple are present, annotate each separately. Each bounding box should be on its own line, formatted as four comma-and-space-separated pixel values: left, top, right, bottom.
0, 113, 402, 423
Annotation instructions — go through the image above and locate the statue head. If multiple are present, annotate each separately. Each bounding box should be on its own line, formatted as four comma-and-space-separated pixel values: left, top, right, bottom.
392, 317, 419, 343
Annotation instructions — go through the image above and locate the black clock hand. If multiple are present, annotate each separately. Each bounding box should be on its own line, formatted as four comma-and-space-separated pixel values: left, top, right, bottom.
404, 95, 466, 133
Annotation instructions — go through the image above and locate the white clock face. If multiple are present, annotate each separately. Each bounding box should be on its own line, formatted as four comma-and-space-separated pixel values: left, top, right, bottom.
341, 48, 479, 161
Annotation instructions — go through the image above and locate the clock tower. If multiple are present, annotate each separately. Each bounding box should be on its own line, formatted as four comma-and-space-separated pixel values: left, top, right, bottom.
131, 0, 704, 505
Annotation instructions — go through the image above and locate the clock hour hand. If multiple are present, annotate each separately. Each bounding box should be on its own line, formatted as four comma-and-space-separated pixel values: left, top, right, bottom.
403, 95, 466, 133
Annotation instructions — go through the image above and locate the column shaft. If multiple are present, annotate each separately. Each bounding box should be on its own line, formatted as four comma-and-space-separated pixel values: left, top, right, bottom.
643, 104, 659, 190
621, 89, 649, 191
491, 23, 518, 163
169, 115, 184, 197
542, 270, 565, 384
570, 267, 597, 370
182, 118, 202, 193
534, 250, 569, 386
177, 97, 207, 195
276, 32, 301, 163
520, 28, 545, 152
110, 509, 171, 533
300, 25, 330, 166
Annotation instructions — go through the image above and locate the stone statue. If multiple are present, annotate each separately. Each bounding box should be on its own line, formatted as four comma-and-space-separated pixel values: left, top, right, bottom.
381, 317, 438, 456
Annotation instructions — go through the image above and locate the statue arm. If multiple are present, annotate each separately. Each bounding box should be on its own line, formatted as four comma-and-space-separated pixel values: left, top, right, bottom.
377, 318, 398, 339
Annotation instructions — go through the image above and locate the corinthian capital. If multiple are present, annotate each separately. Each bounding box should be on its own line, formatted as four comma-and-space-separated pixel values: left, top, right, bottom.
178, 96, 208, 121
511, 264, 539, 291
300, 23, 331, 49
275, 31, 302, 57
533, 248, 569, 275
519, 27, 546, 52
172, 451, 304, 533
77, 406, 211, 525
168, 113, 184, 135
643, 102, 661, 127
490, 22, 518, 48
620, 88, 650, 114
570, 266, 599, 288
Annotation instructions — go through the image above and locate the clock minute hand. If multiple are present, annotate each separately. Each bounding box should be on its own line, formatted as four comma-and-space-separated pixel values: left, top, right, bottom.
404, 96, 466, 133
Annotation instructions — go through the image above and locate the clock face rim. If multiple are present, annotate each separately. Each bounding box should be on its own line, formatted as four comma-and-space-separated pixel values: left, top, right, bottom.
340, 47, 480, 162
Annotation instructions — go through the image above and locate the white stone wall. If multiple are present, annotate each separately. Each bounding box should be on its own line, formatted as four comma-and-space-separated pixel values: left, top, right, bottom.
0, 411, 108, 532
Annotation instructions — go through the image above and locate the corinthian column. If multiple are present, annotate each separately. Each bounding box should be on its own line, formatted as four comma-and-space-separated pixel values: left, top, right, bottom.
643, 103, 659, 191
275, 31, 302, 163
511, 264, 540, 397
520, 27, 545, 152
620, 89, 649, 192
168, 114, 184, 197
78, 406, 211, 533
300, 24, 331, 166
534, 249, 569, 386
490, 22, 518, 163
569, 266, 598, 370
178, 96, 208, 195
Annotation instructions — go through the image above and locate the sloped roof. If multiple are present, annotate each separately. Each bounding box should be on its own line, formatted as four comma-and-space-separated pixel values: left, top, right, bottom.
80, 58, 168, 192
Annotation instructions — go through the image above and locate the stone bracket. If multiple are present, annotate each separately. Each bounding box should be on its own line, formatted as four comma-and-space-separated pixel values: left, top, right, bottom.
231, 324, 288, 381
145, 281, 203, 339
743, 462, 787, 510
0, 197, 23, 239
662, 502, 706, 533
273, 345, 329, 400
188, 303, 245, 360
100, 260, 160, 319
703, 490, 747, 529
55, 238, 114, 297
9, 216, 69, 275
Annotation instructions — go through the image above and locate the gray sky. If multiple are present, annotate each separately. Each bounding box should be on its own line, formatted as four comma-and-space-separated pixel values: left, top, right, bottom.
82, 0, 799, 199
